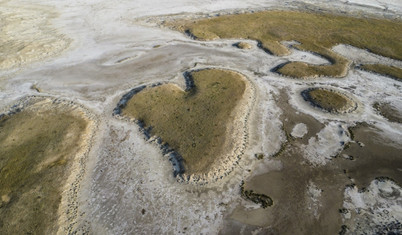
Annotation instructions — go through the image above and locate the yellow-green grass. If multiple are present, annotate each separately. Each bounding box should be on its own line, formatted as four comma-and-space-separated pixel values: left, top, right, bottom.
0, 100, 88, 234
122, 69, 247, 174
234, 42, 252, 49
360, 64, 402, 81
373, 102, 402, 123
302, 88, 356, 113
170, 11, 402, 78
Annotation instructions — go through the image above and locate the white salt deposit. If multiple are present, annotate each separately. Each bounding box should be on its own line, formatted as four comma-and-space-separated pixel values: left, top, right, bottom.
306, 181, 323, 219
0, 0, 401, 233
291, 123, 308, 138
301, 122, 350, 166
342, 178, 402, 234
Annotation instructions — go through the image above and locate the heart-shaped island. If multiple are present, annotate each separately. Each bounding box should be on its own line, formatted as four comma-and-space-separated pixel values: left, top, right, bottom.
115, 68, 254, 183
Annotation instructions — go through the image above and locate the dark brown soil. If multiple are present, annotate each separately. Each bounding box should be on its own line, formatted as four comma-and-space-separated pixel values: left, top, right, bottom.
222, 91, 402, 234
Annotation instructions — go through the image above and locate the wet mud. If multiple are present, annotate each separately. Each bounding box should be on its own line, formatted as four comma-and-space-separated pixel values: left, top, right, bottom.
222, 91, 402, 234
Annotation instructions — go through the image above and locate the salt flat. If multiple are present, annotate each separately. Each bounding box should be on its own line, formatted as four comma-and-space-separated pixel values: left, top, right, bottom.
0, 0, 401, 234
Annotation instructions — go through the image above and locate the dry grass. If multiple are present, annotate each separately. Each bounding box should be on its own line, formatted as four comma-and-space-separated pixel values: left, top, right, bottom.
234, 42, 252, 49
122, 69, 246, 174
0, 101, 88, 234
373, 102, 402, 123
171, 11, 402, 78
360, 64, 402, 81
302, 88, 354, 113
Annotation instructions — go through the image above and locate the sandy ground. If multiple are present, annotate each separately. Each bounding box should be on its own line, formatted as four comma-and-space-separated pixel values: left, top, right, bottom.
0, 0, 71, 71
0, 0, 401, 234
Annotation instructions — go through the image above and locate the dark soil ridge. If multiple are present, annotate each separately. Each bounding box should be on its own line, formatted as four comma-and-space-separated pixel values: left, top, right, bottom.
301, 87, 358, 114
240, 180, 273, 208
113, 68, 255, 184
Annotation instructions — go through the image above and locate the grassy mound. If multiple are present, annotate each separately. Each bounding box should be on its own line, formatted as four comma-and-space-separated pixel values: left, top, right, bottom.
122, 69, 247, 174
0, 99, 89, 234
234, 42, 252, 49
301, 88, 357, 113
373, 102, 402, 123
359, 64, 402, 81
170, 11, 402, 78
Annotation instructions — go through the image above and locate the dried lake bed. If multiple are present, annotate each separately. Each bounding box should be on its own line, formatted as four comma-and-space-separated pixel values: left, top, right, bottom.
1, 0, 402, 234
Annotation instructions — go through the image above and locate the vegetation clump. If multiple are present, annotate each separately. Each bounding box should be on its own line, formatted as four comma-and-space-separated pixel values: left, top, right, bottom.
373, 102, 402, 123
301, 88, 357, 113
233, 42, 252, 49
240, 181, 273, 208
0, 98, 90, 234
359, 64, 402, 81
121, 69, 249, 175
170, 11, 402, 78
254, 153, 264, 160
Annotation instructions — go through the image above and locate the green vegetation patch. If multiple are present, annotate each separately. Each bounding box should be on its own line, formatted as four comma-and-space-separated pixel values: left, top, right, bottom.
359, 64, 402, 81
0, 99, 89, 234
302, 88, 357, 113
122, 69, 247, 174
170, 11, 402, 78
